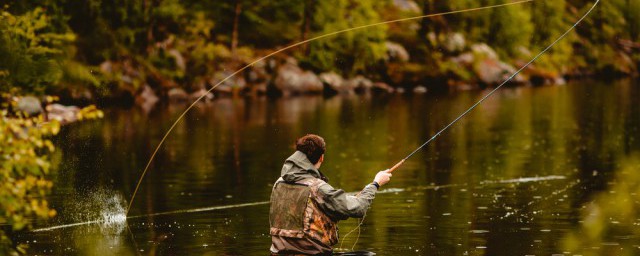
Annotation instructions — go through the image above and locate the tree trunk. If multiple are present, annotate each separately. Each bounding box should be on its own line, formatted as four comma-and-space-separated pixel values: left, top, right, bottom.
419, 0, 433, 47
231, 0, 242, 55
627, 0, 638, 41
300, 0, 314, 54
145, 0, 154, 54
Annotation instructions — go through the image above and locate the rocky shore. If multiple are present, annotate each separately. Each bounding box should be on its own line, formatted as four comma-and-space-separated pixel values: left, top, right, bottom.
117, 38, 606, 110
13, 96, 103, 125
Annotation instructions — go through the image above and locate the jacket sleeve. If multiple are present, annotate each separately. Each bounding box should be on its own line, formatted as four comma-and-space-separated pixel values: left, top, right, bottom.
315, 183, 378, 221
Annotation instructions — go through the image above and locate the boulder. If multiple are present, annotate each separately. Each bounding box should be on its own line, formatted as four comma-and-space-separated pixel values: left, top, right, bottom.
372, 82, 394, 93
413, 86, 427, 94
16, 96, 43, 116
475, 59, 511, 85
167, 88, 189, 102
444, 33, 466, 53
319, 72, 349, 93
247, 61, 270, 83
450, 53, 474, 66
392, 0, 420, 12
189, 88, 214, 102
99, 61, 113, 73
523, 64, 562, 86
250, 82, 268, 95
210, 71, 247, 94
46, 104, 80, 123
346, 76, 373, 94
274, 62, 323, 94
474, 59, 525, 85
135, 85, 159, 112
385, 42, 410, 62
471, 43, 499, 60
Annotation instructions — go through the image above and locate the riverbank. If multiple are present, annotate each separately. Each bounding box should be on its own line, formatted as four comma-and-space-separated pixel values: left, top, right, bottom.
3, 1, 639, 111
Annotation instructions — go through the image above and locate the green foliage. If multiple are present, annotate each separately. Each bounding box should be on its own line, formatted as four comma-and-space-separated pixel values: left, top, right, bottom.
486, 1, 533, 58
305, 0, 388, 75
528, 0, 573, 73
0, 7, 99, 95
0, 7, 69, 93
0, 96, 103, 254
563, 155, 640, 256
0, 112, 58, 254
1, 0, 639, 95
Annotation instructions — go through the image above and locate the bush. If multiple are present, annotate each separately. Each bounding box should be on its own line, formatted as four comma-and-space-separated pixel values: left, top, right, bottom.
0, 112, 59, 254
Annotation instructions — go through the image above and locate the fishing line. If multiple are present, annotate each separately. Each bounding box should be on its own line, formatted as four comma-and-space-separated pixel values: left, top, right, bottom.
343, 0, 600, 249
33, 175, 563, 232
384, 0, 601, 174
126, 0, 535, 215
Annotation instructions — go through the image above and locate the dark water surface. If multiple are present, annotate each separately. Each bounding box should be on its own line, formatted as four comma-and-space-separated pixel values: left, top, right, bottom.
18, 79, 640, 255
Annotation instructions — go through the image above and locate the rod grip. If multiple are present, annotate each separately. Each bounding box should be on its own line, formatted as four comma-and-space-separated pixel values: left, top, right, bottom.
386, 159, 405, 173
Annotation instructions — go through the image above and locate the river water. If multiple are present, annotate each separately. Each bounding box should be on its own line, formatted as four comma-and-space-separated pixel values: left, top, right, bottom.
17, 79, 640, 255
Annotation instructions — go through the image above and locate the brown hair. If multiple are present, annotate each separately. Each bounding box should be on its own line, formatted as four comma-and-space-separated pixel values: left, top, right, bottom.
296, 134, 326, 164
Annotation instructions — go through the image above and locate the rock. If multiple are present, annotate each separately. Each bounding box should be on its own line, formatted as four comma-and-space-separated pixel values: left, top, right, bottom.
450, 53, 474, 66
16, 96, 43, 116
413, 86, 427, 94
274, 62, 323, 94
474, 59, 524, 85
99, 61, 113, 73
250, 82, 268, 95
210, 71, 247, 94
346, 76, 373, 94
392, 0, 420, 12
135, 85, 159, 112
319, 72, 348, 93
247, 61, 270, 83
523, 64, 561, 85
471, 43, 499, 60
474, 59, 508, 85
167, 88, 189, 102
189, 88, 214, 102
554, 77, 566, 85
517, 46, 532, 57
385, 42, 410, 62
372, 82, 394, 93
46, 104, 80, 123
444, 33, 466, 53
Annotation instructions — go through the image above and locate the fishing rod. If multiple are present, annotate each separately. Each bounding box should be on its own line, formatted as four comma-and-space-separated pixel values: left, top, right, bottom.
125, 0, 536, 215
385, 0, 600, 174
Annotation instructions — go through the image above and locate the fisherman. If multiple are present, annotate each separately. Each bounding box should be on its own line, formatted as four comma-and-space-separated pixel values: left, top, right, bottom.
269, 134, 392, 255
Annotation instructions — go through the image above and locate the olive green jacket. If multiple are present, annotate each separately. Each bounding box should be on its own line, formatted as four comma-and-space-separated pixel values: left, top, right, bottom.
279, 151, 378, 221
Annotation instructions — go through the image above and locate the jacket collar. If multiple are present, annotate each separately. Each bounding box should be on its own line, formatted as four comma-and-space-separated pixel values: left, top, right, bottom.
282, 151, 328, 182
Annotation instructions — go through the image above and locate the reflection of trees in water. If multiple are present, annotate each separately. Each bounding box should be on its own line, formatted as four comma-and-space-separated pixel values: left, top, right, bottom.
563, 154, 640, 255
40, 80, 640, 254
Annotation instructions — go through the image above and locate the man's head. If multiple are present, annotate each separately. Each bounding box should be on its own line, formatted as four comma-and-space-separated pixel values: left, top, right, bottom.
296, 134, 326, 166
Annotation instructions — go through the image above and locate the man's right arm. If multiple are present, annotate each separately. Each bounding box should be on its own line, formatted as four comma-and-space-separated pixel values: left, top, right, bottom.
314, 170, 392, 221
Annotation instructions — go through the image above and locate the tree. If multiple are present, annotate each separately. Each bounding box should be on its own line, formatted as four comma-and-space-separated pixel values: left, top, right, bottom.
304, 0, 388, 75
0, 7, 97, 94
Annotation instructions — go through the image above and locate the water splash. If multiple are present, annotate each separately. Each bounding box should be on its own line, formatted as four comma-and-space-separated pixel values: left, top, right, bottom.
33, 189, 127, 233
32, 175, 568, 232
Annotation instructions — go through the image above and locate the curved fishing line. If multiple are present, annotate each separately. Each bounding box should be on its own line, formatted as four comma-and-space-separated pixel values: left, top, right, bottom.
34, 175, 564, 232
126, 0, 535, 215
386, 0, 601, 173
345, 0, 600, 250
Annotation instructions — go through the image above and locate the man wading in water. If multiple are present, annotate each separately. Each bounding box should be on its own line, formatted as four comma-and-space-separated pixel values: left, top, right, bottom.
269, 134, 392, 255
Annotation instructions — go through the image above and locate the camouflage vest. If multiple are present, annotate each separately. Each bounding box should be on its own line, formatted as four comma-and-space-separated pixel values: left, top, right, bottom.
269, 177, 339, 247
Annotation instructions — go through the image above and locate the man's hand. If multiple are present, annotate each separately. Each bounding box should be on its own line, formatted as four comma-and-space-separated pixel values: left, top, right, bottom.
374, 170, 392, 187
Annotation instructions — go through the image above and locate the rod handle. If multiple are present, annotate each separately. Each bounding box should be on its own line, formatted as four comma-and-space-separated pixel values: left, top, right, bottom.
386, 159, 405, 173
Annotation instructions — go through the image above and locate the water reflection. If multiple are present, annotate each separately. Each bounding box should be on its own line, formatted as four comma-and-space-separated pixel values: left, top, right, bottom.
17, 79, 640, 255
563, 154, 640, 256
